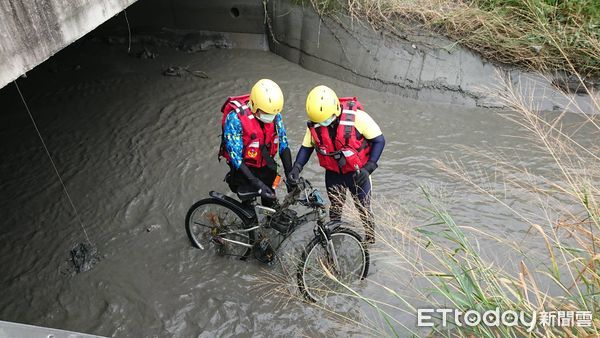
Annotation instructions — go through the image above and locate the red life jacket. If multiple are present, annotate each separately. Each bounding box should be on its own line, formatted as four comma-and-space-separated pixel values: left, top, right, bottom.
308, 97, 371, 174
218, 94, 279, 169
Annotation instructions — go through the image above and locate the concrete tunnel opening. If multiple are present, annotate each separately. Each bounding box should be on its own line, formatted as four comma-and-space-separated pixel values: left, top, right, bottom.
1, 0, 274, 272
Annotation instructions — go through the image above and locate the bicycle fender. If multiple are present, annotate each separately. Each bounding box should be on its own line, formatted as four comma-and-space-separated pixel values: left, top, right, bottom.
208, 191, 255, 220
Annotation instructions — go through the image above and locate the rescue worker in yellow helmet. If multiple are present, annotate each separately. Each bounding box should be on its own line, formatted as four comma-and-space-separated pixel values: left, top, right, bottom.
218, 79, 294, 206
288, 85, 385, 243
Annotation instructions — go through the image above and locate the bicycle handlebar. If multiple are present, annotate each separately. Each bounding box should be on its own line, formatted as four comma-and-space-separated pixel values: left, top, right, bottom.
279, 177, 310, 209
278, 177, 326, 212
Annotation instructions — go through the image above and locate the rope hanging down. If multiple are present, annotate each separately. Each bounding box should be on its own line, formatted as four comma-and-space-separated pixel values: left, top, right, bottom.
13, 80, 93, 246
123, 10, 131, 54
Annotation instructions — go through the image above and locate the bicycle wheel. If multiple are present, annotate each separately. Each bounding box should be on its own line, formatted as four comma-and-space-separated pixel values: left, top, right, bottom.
298, 227, 369, 302
185, 198, 255, 259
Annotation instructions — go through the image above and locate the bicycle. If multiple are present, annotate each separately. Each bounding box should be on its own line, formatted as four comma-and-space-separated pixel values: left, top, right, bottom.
185, 178, 370, 302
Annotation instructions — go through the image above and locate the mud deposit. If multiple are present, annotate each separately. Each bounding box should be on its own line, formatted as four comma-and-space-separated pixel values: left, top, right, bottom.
0, 38, 593, 336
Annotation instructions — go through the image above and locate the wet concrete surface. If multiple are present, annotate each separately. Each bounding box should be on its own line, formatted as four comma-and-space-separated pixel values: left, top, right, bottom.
267, 0, 599, 113
0, 37, 594, 336
0, 0, 138, 88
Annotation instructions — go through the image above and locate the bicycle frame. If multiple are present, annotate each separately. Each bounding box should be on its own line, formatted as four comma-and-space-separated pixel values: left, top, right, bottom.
188, 178, 369, 302
209, 179, 329, 252
215, 226, 259, 248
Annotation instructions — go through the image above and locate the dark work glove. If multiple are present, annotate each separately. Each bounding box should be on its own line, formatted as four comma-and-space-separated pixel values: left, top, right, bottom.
286, 162, 303, 188
238, 163, 276, 199
353, 161, 378, 187
257, 181, 276, 200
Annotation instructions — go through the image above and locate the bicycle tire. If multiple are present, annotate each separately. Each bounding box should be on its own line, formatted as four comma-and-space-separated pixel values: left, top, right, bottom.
185, 198, 255, 259
297, 226, 370, 302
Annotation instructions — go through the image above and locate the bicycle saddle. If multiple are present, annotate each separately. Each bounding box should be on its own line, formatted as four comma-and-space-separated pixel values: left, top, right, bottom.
236, 186, 260, 200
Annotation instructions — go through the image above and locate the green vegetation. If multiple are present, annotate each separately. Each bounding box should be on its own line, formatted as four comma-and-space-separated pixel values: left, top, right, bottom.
299, 0, 600, 77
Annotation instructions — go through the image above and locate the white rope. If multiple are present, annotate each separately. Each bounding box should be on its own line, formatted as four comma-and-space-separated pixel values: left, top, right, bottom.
124, 10, 131, 54
14, 81, 93, 246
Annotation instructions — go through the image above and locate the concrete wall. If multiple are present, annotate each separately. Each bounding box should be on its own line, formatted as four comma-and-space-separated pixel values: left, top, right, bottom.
267, 0, 597, 113
0, 320, 104, 338
124, 0, 266, 33
0, 0, 270, 90
2, 0, 594, 112
120, 0, 268, 51
0, 0, 138, 89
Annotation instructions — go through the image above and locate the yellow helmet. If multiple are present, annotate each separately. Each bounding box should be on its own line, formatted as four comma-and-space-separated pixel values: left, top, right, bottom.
305, 85, 340, 123
249, 79, 284, 115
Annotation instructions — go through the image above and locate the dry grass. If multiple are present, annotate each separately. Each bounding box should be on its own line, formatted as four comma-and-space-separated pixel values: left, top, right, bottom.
268, 3, 599, 334
265, 13, 598, 334
301, 0, 600, 79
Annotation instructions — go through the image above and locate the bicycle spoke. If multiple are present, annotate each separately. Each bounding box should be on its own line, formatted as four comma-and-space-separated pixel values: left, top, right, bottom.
186, 200, 254, 258
299, 229, 368, 302
193, 221, 214, 228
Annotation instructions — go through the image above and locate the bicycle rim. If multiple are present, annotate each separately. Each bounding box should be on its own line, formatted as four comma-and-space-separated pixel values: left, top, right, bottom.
186, 200, 252, 258
300, 229, 367, 302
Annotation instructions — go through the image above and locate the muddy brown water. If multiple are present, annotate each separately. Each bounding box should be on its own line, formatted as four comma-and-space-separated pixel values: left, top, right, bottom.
0, 38, 594, 336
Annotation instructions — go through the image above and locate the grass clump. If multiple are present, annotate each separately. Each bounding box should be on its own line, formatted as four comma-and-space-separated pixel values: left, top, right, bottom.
298, 0, 600, 78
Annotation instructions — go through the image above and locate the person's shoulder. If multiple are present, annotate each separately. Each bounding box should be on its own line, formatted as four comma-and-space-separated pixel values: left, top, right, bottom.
353, 109, 373, 120
225, 110, 241, 125
352, 108, 382, 136
226, 109, 241, 117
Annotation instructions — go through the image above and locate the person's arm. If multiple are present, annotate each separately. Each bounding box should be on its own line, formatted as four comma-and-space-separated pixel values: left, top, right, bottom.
294, 146, 314, 168
275, 114, 289, 156
354, 110, 385, 181
287, 128, 315, 185
224, 111, 243, 169
296, 127, 315, 166
275, 114, 292, 175
368, 134, 385, 164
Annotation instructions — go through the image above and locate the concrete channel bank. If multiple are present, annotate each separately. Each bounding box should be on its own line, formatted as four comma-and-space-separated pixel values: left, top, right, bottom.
1, 0, 596, 112
266, 0, 597, 113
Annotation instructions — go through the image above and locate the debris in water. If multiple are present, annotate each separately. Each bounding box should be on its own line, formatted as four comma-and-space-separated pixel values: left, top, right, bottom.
162, 66, 209, 78
136, 47, 158, 59
146, 224, 161, 232
179, 32, 231, 52
163, 66, 183, 77
70, 243, 99, 273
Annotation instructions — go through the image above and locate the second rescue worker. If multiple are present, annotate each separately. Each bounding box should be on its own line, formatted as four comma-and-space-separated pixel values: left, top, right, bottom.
288, 85, 385, 244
